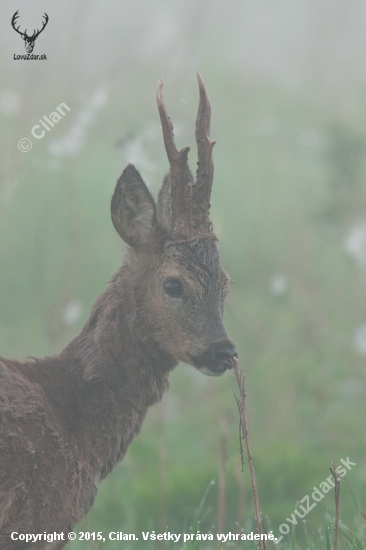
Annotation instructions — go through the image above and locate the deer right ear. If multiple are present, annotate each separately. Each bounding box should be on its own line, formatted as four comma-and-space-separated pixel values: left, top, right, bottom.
111, 164, 157, 247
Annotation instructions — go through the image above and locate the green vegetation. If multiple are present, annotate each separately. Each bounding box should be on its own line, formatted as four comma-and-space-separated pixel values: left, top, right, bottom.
1, 70, 366, 548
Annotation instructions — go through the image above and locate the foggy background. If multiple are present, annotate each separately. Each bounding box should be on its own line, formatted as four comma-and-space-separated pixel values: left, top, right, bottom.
1, 0, 366, 547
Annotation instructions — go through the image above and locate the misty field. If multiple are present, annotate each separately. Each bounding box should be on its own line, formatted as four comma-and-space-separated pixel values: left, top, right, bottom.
1, 1, 366, 548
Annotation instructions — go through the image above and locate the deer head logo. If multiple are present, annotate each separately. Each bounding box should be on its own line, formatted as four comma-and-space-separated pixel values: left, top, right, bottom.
11, 11, 49, 53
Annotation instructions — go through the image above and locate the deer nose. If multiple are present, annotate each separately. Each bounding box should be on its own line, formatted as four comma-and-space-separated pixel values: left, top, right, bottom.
190, 340, 238, 376
214, 344, 238, 367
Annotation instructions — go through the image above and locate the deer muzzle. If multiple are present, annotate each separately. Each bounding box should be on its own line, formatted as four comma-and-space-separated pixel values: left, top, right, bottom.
190, 340, 238, 376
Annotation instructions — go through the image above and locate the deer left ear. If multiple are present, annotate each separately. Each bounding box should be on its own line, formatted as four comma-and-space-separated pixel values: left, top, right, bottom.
111, 164, 157, 247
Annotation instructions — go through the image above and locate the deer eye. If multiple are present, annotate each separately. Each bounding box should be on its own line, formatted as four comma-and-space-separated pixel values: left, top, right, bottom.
163, 278, 183, 298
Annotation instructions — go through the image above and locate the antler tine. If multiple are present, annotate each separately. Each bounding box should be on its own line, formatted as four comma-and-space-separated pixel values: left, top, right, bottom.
11, 11, 25, 37
33, 13, 49, 39
157, 78, 180, 164
11, 10, 19, 25
195, 73, 216, 192
156, 78, 194, 236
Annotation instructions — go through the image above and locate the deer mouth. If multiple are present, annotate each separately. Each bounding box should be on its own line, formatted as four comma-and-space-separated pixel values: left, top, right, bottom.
190, 341, 238, 377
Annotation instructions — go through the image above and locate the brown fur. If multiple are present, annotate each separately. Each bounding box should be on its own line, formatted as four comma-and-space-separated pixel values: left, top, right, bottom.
0, 77, 236, 549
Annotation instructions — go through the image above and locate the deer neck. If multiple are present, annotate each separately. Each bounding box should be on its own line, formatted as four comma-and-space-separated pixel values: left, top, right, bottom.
61, 266, 175, 477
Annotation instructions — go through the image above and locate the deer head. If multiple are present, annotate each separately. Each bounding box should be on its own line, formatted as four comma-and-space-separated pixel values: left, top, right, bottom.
110, 75, 237, 376
11, 11, 49, 53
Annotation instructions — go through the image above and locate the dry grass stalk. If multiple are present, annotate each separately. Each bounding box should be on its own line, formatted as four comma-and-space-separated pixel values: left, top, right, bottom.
217, 417, 228, 534
330, 461, 341, 550
157, 403, 168, 537
233, 457, 247, 531
233, 358, 265, 550
345, 476, 366, 520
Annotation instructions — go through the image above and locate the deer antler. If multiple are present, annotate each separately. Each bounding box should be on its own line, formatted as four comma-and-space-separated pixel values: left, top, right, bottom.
157, 79, 180, 164
11, 11, 26, 38
11, 11, 49, 42
157, 79, 193, 236
32, 13, 49, 40
195, 74, 217, 221
156, 76, 216, 238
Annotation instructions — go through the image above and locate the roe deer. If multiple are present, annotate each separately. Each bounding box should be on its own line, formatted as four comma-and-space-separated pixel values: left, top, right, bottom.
0, 75, 237, 549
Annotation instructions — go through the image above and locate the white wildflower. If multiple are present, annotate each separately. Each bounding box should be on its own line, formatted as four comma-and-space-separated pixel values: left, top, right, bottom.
49, 88, 108, 157
270, 273, 287, 297
0, 90, 21, 116
63, 300, 83, 326
345, 224, 366, 266
354, 324, 366, 355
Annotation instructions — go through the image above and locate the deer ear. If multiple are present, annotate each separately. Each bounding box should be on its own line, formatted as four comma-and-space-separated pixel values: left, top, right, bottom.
111, 164, 157, 247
